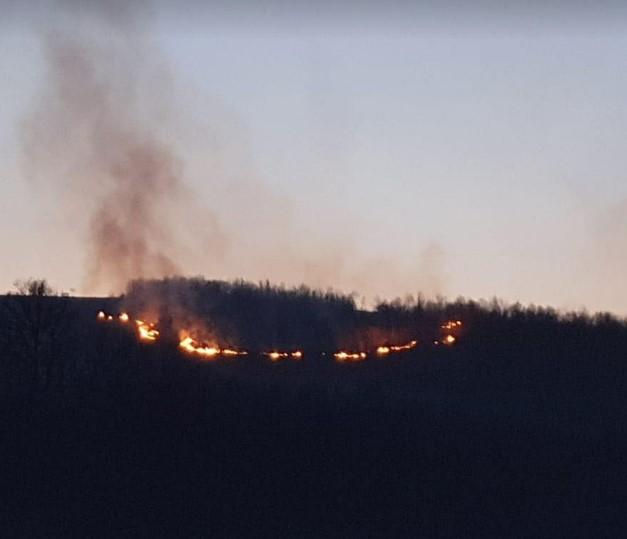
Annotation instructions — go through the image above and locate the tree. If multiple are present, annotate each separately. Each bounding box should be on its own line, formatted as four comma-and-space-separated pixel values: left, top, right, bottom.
0, 278, 70, 390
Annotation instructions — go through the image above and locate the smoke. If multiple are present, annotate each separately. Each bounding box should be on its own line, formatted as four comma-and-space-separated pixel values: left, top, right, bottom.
20, 0, 447, 302
21, 0, 225, 294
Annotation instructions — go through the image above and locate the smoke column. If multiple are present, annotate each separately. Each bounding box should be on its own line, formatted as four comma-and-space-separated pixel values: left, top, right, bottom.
21, 1, 221, 294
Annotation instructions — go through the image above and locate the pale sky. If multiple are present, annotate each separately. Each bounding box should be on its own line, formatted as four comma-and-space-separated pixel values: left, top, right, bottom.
1, 1, 627, 313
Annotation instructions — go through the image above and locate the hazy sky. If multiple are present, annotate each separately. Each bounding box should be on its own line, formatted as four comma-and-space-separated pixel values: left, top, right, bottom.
1, 1, 627, 313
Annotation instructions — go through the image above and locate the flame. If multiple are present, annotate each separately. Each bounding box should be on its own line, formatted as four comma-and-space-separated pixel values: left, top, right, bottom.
222, 348, 248, 357
179, 334, 248, 358
376, 339, 417, 356
264, 350, 302, 361
441, 320, 463, 330
179, 336, 220, 357
334, 351, 367, 362
135, 319, 159, 342
97, 309, 462, 358
390, 340, 417, 352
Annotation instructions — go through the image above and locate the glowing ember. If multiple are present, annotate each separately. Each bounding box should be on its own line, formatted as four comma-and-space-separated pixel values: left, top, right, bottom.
441, 320, 463, 330
179, 335, 248, 358
334, 351, 367, 362
376, 339, 417, 356
135, 320, 159, 342
262, 350, 303, 361
222, 348, 248, 357
390, 340, 417, 352
179, 337, 219, 357
97, 308, 463, 358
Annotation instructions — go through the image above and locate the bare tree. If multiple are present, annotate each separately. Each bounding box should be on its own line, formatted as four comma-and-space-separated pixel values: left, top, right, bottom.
1, 278, 70, 390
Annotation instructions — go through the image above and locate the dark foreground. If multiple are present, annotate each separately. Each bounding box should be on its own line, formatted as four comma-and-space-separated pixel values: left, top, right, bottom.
2, 288, 627, 537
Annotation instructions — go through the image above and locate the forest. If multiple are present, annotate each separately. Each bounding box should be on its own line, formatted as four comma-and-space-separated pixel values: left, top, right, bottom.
2, 277, 627, 537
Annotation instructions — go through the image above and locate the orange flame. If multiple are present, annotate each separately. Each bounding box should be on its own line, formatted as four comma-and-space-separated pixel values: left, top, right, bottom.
264, 350, 303, 361
441, 320, 463, 330
97, 309, 462, 358
178, 334, 248, 358
135, 319, 159, 342
334, 351, 367, 362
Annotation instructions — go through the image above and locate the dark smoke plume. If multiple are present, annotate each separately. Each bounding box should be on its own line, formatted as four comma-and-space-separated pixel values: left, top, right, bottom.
22, 1, 222, 294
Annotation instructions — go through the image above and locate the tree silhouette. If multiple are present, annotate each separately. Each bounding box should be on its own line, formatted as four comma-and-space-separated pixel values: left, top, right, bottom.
1, 278, 70, 390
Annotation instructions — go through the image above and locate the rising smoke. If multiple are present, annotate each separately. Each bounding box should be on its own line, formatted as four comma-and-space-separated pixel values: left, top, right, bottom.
22, 0, 225, 294
21, 0, 447, 302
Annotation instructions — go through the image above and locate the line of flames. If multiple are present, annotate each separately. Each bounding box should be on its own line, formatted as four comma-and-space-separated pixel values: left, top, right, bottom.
96, 311, 459, 361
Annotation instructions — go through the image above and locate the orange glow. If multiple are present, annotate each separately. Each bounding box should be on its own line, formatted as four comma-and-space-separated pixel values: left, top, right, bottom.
179, 335, 248, 358
377, 339, 417, 356
263, 350, 303, 361
97, 307, 463, 358
179, 336, 219, 357
135, 320, 159, 342
266, 351, 286, 361
334, 351, 367, 362
222, 348, 248, 357
390, 340, 417, 352
441, 320, 463, 330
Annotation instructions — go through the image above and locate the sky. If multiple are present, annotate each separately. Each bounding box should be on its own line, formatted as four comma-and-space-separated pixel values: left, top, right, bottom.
1, 1, 627, 313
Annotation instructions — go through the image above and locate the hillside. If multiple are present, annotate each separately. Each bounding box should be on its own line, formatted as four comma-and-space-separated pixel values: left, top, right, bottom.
2, 278, 627, 537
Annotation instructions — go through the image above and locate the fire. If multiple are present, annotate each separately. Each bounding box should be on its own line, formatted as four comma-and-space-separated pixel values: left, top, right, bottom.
334, 351, 367, 362
222, 348, 248, 357
178, 335, 248, 358
441, 320, 463, 330
179, 336, 219, 357
264, 350, 303, 361
97, 309, 463, 359
390, 340, 417, 352
376, 339, 417, 356
96, 311, 159, 343
135, 320, 159, 342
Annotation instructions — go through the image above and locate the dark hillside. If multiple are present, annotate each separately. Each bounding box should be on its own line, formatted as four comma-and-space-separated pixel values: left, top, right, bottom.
2, 279, 627, 537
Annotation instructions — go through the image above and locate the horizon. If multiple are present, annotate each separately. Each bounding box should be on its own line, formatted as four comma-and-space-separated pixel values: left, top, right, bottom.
2, 1, 627, 314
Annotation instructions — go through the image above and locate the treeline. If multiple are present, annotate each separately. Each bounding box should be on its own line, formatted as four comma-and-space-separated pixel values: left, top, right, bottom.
1, 276, 627, 394
3, 278, 627, 536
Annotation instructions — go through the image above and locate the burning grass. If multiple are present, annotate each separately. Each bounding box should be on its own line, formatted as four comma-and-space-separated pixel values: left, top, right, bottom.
96, 310, 461, 361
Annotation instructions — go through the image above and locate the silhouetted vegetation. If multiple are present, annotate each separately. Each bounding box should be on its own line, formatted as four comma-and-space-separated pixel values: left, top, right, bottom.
2, 277, 627, 537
